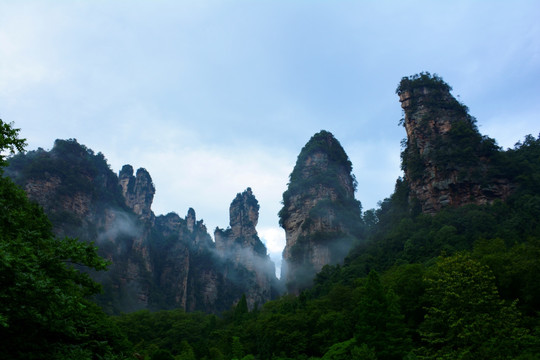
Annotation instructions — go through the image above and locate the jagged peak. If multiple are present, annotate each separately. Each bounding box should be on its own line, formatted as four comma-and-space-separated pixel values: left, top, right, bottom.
215, 188, 268, 254
118, 164, 155, 220
119, 164, 134, 178
186, 207, 196, 233
135, 167, 152, 179
231, 187, 259, 214
228, 187, 259, 238
118, 165, 154, 189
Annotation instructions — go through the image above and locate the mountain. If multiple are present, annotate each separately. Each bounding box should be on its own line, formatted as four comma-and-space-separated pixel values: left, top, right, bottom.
4, 73, 540, 359
278, 130, 363, 294
215, 188, 281, 309
111, 84, 540, 359
5, 139, 279, 314
397, 72, 512, 213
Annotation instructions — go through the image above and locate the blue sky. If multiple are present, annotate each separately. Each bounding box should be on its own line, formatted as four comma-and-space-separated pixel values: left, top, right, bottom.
1, 1, 539, 273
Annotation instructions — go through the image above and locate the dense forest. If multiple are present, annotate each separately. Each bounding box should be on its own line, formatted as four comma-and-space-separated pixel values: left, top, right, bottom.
1, 74, 540, 359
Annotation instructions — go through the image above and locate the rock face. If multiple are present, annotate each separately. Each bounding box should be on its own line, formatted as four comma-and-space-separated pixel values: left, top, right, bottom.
151, 209, 231, 313
6, 140, 152, 313
119, 165, 155, 222
215, 188, 279, 309
279, 131, 363, 294
397, 73, 512, 213
5, 139, 278, 314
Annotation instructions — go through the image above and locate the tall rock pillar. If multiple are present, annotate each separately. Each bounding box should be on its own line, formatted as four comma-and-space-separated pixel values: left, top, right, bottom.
215, 188, 279, 308
397, 73, 511, 213
279, 131, 363, 294
119, 165, 155, 222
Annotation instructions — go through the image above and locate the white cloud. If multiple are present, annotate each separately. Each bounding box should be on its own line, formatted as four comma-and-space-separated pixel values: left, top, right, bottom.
259, 227, 286, 254
259, 226, 286, 278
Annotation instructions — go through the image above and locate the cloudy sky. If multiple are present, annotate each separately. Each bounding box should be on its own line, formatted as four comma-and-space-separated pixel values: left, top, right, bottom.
1, 1, 539, 274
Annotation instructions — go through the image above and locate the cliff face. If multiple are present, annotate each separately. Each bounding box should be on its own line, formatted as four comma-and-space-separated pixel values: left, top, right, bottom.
5, 140, 153, 313
215, 188, 279, 309
5, 139, 277, 314
397, 73, 512, 213
151, 209, 229, 313
279, 131, 363, 294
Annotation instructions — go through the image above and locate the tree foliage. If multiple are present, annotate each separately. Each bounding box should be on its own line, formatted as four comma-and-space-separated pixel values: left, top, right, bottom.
395, 72, 452, 96
0, 119, 129, 359
0, 120, 26, 169
419, 253, 535, 359
355, 271, 410, 360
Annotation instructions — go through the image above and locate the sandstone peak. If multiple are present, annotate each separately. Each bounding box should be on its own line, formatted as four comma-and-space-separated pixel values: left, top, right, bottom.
214, 188, 278, 308
279, 131, 363, 294
119, 165, 155, 221
397, 72, 512, 213
186, 208, 196, 233
229, 187, 259, 239
119, 164, 134, 178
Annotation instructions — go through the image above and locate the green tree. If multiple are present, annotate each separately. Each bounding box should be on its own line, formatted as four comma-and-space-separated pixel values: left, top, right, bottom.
152, 349, 174, 360
0, 120, 26, 169
231, 336, 244, 360
234, 294, 249, 324
0, 119, 127, 359
419, 253, 533, 359
176, 340, 196, 360
322, 338, 377, 360
355, 271, 410, 360
208, 347, 225, 360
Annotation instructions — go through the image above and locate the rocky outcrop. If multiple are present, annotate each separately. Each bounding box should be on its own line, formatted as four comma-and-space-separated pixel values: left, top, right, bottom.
215, 188, 279, 309
24, 176, 92, 219
279, 131, 363, 294
151, 210, 227, 313
397, 73, 512, 213
119, 165, 155, 222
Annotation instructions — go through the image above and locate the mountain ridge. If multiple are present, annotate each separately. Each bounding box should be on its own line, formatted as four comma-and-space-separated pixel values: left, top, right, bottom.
5, 72, 535, 314
5, 140, 279, 314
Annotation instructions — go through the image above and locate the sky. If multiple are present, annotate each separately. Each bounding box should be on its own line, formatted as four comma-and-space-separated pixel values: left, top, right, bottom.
1, 1, 539, 275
